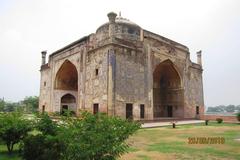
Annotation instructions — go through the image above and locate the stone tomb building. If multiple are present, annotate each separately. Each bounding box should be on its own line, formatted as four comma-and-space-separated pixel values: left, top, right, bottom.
39, 12, 204, 120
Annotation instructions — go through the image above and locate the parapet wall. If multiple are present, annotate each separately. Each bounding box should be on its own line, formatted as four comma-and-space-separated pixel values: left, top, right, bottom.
203, 114, 238, 122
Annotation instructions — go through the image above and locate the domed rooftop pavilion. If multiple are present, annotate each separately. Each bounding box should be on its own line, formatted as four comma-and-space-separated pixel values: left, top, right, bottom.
96, 12, 141, 41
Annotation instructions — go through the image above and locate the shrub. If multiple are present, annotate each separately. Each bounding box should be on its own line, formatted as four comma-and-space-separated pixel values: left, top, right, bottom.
22, 113, 65, 160
59, 112, 141, 160
21, 112, 140, 160
205, 120, 209, 125
36, 113, 58, 136
170, 121, 177, 128
236, 112, 240, 122
22, 134, 65, 160
216, 118, 223, 123
0, 112, 33, 154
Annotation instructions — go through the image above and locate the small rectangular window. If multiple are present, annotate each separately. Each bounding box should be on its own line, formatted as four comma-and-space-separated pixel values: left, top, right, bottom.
95, 69, 99, 76
93, 103, 99, 114
126, 103, 133, 119
44, 81, 46, 86
42, 105, 45, 113
196, 106, 200, 115
140, 104, 145, 119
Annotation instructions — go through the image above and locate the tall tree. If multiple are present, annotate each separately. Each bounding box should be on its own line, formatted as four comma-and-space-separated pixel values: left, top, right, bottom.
0, 112, 33, 154
22, 96, 39, 112
0, 98, 5, 112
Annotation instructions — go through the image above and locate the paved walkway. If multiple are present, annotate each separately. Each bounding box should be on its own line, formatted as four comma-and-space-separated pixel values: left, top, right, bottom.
142, 120, 205, 128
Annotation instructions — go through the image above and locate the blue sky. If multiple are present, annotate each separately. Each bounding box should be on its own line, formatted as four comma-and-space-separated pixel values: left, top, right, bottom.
0, 0, 239, 106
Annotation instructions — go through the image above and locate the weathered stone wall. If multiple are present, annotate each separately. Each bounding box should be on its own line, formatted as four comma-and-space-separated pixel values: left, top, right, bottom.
39, 67, 51, 112
183, 62, 204, 118
84, 48, 108, 113
114, 46, 147, 120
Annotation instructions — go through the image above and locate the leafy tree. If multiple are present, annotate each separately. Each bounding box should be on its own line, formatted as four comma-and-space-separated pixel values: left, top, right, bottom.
22, 96, 39, 113
225, 105, 235, 112
236, 105, 240, 112
207, 105, 240, 113
0, 98, 5, 112
0, 112, 33, 154
4, 102, 19, 112
59, 112, 141, 160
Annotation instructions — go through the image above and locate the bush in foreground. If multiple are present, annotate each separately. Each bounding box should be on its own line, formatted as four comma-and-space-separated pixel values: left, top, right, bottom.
35, 113, 58, 136
22, 134, 65, 160
60, 112, 140, 160
21, 112, 140, 160
0, 112, 33, 154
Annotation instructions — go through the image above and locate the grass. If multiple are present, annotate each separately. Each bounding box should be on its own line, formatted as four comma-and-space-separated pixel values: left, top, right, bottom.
0, 144, 21, 160
120, 122, 240, 160
0, 122, 239, 160
0, 129, 40, 160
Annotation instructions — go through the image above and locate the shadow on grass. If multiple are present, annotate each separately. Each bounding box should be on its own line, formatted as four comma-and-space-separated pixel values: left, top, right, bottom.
0, 145, 21, 160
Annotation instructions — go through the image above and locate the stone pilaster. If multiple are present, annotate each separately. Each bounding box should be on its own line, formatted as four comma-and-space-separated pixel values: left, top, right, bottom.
107, 48, 116, 116
147, 44, 154, 120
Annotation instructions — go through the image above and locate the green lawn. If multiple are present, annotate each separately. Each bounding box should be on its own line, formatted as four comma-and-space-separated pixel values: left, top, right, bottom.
0, 144, 20, 160
1, 122, 239, 160
120, 122, 240, 160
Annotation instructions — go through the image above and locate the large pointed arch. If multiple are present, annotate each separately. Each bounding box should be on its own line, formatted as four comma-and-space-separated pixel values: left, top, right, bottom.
153, 59, 182, 88
153, 59, 184, 118
55, 60, 78, 91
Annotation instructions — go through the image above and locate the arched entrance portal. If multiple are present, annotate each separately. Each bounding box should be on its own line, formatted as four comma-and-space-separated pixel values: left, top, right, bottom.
153, 60, 184, 118
55, 60, 78, 114
55, 60, 78, 91
61, 94, 76, 115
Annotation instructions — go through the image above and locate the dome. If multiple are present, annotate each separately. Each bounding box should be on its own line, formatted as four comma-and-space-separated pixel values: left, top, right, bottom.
96, 13, 141, 33
96, 13, 141, 41
115, 16, 140, 27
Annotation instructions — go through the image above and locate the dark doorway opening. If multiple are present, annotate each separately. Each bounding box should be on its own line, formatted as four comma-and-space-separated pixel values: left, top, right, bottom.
140, 104, 145, 119
61, 105, 68, 115
196, 106, 199, 115
42, 105, 45, 113
167, 105, 173, 117
126, 103, 133, 119
93, 103, 99, 114
60, 94, 76, 115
